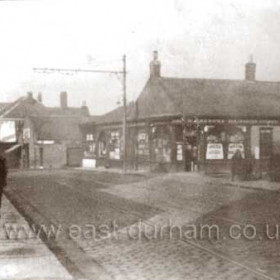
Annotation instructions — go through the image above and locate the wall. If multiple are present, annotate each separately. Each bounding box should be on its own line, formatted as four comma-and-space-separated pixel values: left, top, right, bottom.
41, 143, 67, 168
273, 126, 280, 155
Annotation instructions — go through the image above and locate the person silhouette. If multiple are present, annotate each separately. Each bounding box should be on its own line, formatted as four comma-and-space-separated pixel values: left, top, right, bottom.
231, 149, 243, 181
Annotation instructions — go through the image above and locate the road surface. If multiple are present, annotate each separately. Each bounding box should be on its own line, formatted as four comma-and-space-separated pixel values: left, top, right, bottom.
6, 169, 280, 280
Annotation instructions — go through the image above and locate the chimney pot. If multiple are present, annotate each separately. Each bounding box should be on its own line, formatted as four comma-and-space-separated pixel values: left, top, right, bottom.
150, 50, 161, 78
27, 92, 33, 99
81, 100, 89, 116
245, 56, 256, 81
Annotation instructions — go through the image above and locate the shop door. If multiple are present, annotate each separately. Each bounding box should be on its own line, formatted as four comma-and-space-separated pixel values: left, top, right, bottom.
184, 147, 192, 171
259, 128, 273, 173
260, 128, 273, 159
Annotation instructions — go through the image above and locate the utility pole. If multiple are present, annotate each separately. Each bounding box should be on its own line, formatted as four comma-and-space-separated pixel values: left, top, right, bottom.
33, 55, 128, 172
122, 55, 127, 172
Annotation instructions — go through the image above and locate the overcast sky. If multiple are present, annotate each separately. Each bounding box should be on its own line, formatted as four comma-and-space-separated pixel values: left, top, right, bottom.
0, 0, 280, 114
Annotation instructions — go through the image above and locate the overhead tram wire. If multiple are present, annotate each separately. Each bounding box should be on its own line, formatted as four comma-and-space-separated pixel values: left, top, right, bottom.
33, 55, 128, 172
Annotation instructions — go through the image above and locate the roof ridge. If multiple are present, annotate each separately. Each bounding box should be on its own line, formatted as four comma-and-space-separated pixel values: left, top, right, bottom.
0, 96, 25, 118
160, 76, 280, 84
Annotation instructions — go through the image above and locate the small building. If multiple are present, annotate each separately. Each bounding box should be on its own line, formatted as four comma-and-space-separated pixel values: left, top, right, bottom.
0, 91, 89, 169
81, 51, 280, 176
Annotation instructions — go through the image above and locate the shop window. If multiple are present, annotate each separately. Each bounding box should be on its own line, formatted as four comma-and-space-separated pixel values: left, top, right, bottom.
84, 142, 96, 158
206, 126, 224, 159
89, 143, 96, 153
260, 128, 273, 158
227, 130, 245, 159
152, 126, 172, 162
205, 125, 246, 160
98, 132, 107, 157
137, 131, 149, 158
176, 144, 183, 161
109, 130, 121, 160
84, 133, 96, 158
174, 126, 183, 161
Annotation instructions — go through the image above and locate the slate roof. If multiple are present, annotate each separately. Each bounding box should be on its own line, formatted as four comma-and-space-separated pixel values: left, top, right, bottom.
0, 102, 12, 114
30, 115, 86, 141
0, 95, 89, 141
0, 97, 45, 118
91, 76, 280, 125
45, 106, 89, 117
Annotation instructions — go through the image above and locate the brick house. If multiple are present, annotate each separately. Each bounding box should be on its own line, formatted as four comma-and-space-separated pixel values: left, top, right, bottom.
81, 51, 280, 175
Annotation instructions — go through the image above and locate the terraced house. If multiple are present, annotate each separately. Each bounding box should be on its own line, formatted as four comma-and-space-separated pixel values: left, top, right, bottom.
81, 51, 280, 175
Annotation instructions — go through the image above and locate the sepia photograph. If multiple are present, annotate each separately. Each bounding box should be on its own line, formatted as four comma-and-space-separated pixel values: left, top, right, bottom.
0, 0, 280, 279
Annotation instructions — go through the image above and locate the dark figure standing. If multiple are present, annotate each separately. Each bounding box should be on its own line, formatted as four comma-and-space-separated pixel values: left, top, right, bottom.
0, 155, 7, 213
231, 149, 243, 181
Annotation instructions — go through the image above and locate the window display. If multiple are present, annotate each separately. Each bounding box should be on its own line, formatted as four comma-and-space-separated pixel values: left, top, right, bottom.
137, 131, 149, 158
152, 126, 172, 162
109, 130, 121, 160
98, 132, 107, 157
206, 125, 246, 160
176, 144, 183, 161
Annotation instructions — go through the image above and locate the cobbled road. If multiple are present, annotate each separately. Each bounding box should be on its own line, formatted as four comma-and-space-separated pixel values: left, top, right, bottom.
6, 169, 280, 280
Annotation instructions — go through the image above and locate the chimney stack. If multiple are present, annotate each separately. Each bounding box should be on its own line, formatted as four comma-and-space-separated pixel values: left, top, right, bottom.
37, 92, 43, 103
150, 50, 161, 78
245, 55, 256, 81
81, 100, 89, 115
60, 91, 68, 109
27, 91, 33, 99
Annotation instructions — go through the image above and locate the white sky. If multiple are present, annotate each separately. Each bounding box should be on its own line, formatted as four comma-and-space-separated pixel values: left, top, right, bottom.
0, 0, 280, 114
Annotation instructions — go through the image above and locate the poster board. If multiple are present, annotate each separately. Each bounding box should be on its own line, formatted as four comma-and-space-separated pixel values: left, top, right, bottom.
206, 143, 224, 159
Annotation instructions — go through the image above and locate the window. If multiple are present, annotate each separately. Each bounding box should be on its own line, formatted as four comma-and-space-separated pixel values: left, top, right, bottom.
227, 130, 245, 159
109, 130, 121, 160
205, 125, 246, 160
260, 128, 273, 158
176, 144, 183, 161
152, 126, 172, 162
89, 143, 96, 153
136, 131, 149, 158
98, 132, 107, 157
86, 134, 94, 141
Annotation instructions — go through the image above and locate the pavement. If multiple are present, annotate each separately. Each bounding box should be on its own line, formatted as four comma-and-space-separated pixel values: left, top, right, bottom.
222, 178, 280, 192
78, 166, 280, 192
0, 194, 73, 280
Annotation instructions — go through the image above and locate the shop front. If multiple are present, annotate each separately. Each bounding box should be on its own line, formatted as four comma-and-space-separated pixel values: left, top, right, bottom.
196, 119, 280, 176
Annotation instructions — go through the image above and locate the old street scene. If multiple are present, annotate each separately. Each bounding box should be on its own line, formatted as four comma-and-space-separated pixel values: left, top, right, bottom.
2, 1, 280, 280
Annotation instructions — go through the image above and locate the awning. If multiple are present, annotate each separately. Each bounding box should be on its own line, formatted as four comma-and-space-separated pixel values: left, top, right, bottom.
4, 144, 22, 154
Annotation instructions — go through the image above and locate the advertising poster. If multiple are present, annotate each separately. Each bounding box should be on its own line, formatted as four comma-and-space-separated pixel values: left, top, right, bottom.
206, 143, 224, 159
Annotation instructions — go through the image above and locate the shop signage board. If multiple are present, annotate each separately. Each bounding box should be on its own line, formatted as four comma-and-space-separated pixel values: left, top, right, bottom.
176, 118, 280, 125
